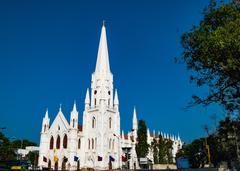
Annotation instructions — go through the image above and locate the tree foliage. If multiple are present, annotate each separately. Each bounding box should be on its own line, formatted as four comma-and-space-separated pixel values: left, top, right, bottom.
180, 0, 240, 113
151, 135, 174, 164
176, 138, 207, 168
136, 120, 149, 158
0, 132, 15, 160
0, 131, 37, 161
215, 117, 240, 168
176, 117, 240, 168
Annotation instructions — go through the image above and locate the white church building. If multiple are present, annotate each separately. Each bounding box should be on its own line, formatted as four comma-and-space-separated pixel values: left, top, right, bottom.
38, 24, 182, 170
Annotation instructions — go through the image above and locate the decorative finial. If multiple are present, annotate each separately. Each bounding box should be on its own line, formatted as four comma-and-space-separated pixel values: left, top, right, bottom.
114, 89, 119, 105
103, 20, 105, 26
45, 108, 49, 118
73, 100, 77, 111
59, 104, 62, 112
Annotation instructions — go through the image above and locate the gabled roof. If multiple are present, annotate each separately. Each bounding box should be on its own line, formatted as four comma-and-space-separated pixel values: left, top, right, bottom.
49, 110, 70, 132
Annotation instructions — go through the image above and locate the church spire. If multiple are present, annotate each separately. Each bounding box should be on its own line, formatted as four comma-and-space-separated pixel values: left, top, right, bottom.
95, 22, 111, 74
73, 100, 77, 112
44, 108, 49, 119
85, 88, 90, 104
85, 88, 90, 109
114, 89, 119, 106
132, 107, 138, 131
42, 108, 50, 133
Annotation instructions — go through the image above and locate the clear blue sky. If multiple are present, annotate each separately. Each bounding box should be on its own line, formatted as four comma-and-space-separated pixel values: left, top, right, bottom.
0, 0, 225, 143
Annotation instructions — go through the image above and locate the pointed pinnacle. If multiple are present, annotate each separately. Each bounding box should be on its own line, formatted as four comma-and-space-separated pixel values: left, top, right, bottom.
85, 88, 90, 104
73, 100, 77, 111
114, 89, 119, 105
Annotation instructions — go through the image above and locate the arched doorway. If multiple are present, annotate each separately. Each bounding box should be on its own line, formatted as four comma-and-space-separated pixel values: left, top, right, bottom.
109, 161, 112, 170
77, 160, 80, 170
61, 160, 66, 170
48, 160, 51, 169
54, 161, 58, 170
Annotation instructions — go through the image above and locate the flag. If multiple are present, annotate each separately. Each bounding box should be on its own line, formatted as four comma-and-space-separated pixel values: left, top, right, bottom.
74, 156, 79, 162
98, 156, 103, 161
43, 156, 47, 162
54, 155, 59, 162
109, 156, 115, 162
121, 155, 127, 162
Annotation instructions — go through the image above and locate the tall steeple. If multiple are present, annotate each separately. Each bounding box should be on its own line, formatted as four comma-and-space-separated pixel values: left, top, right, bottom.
114, 89, 119, 107
132, 107, 138, 139
91, 22, 113, 108
73, 100, 77, 112
41, 108, 50, 133
85, 88, 90, 108
132, 107, 138, 131
44, 108, 49, 119
95, 22, 111, 74
70, 101, 78, 129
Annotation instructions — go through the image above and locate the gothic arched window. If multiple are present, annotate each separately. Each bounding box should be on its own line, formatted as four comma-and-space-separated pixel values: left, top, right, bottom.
92, 138, 94, 149
88, 139, 90, 149
73, 119, 75, 128
109, 117, 112, 129
50, 136, 54, 149
62, 158, 66, 170
94, 99, 97, 106
63, 134, 67, 149
44, 124, 46, 132
92, 117, 96, 128
56, 135, 60, 149
78, 139, 81, 149
48, 159, 51, 169
112, 139, 114, 150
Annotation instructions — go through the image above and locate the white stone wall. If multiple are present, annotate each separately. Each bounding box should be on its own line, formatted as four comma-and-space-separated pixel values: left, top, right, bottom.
38, 24, 182, 170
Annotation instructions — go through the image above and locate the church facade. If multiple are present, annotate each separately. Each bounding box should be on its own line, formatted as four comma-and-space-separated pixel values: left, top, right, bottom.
38, 24, 182, 170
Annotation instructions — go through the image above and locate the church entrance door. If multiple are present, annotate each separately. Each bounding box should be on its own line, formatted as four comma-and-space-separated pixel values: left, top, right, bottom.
109, 161, 112, 170
61, 160, 66, 170
48, 160, 51, 169
77, 160, 80, 170
54, 161, 58, 170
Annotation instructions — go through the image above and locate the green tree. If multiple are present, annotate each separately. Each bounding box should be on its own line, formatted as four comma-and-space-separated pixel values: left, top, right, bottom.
157, 135, 174, 164
176, 138, 207, 168
0, 132, 15, 160
158, 135, 168, 164
151, 138, 159, 164
0, 131, 37, 161
179, 0, 240, 113
176, 117, 240, 168
26, 151, 38, 169
215, 117, 240, 168
11, 139, 37, 149
166, 139, 173, 164
136, 120, 149, 158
